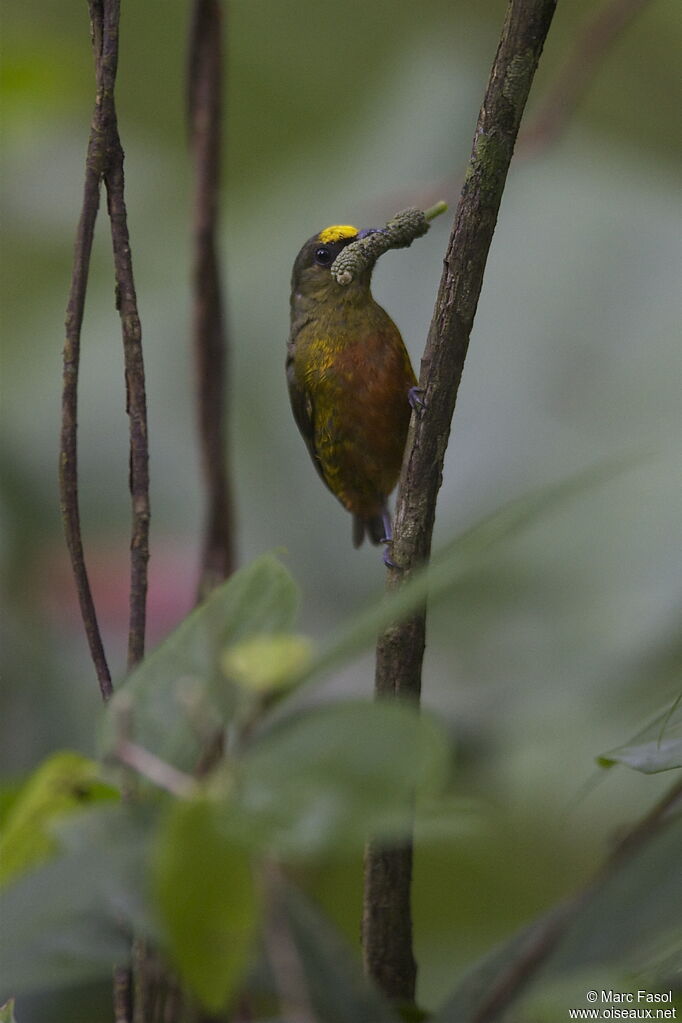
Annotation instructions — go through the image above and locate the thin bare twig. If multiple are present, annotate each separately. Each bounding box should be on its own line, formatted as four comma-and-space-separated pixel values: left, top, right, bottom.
362, 0, 559, 1004
126, 7, 233, 1019
60, 0, 150, 696
104, 97, 150, 675
61, 7, 113, 701
62, 5, 149, 1018
188, 0, 236, 599
114, 739, 196, 798
96, 0, 150, 672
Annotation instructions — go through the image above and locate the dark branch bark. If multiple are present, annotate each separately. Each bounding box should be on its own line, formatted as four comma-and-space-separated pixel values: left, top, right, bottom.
362, 0, 558, 1004
61, 205, 113, 698
60, 4, 113, 702
104, 99, 150, 674
61, 3, 149, 1017
130, 5, 234, 1021
188, 0, 236, 598
61, 0, 150, 692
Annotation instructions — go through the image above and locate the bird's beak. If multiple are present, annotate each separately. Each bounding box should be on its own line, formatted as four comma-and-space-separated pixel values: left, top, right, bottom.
357, 227, 383, 239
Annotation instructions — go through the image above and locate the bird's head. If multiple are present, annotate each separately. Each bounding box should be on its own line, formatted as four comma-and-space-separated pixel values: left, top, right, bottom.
290, 223, 379, 307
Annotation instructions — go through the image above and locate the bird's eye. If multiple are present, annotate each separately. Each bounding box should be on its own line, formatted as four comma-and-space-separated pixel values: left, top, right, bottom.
315, 246, 332, 266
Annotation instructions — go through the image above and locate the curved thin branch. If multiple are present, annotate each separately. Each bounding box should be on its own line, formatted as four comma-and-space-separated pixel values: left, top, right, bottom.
60, 0, 150, 695
363, 0, 558, 1003
106, 114, 150, 675
97, 0, 150, 671
60, 2, 114, 701
62, 5, 149, 1020
188, 0, 236, 599
61, 190, 112, 696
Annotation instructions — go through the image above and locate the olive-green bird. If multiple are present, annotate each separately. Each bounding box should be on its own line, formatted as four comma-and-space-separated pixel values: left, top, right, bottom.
287, 223, 419, 560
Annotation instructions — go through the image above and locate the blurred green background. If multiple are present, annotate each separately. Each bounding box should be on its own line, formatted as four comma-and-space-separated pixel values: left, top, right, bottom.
2, 0, 681, 1018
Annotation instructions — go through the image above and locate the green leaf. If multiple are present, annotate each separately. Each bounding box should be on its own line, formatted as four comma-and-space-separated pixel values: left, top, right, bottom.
222, 632, 313, 693
233, 699, 450, 858
0, 1000, 17, 1023
268, 881, 401, 1023
0, 751, 119, 887
297, 460, 637, 690
0, 804, 151, 995
152, 797, 260, 1013
0, 782, 23, 829
434, 813, 682, 1021
431, 923, 539, 1022
547, 815, 682, 973
598, 696, 682, 773
99, 554, 299, 774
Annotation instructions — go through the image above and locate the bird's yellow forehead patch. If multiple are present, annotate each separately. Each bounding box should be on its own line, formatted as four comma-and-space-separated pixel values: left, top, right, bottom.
318, 224, 358, 244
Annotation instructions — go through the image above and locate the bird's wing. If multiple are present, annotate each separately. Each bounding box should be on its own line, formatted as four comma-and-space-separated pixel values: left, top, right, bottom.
286, 351, 331, 492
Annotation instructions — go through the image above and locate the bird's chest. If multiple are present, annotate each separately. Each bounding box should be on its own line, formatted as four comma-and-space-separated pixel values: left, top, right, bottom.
294, 327, 404, 408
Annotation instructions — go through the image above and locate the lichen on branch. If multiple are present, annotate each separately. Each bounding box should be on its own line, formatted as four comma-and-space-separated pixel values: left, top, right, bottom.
331, 202, 447, 286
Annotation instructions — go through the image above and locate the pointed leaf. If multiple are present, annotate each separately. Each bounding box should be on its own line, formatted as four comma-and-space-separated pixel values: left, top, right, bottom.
152, 797, 260, 1012
598, 697, 682, 774
272, 882, 401, 1023
100, 555, 299, 773
547, 815, 682, 972
234, 699, 450, 858
0, 805, 151, 996
0, 751, 119, 888
298, 460, 637, 689
222, 632, 313, 693
434, 813, 682, 1021
0, 1000, 17, 1023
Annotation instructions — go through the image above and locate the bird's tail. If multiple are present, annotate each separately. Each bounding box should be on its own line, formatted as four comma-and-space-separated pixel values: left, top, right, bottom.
352, 511, 389, 548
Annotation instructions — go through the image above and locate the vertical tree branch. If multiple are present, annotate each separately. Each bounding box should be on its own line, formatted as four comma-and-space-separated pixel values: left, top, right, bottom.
61, 3, 149, 1018
130, 6, 234, 1022
61, 3, 113, 702
103, 88, 151, 674
188, 0, 236, 599
362, 0, 558, 1004
61, 0, 150, 690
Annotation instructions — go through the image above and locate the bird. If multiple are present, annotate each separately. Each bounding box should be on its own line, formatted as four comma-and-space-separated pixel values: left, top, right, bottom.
286, 223, 419, 560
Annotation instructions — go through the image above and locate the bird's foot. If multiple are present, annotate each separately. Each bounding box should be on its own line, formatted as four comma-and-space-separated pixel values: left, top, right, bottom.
380, 509, 393, 545
382, 543, 398, 569
380, 508, 398, 567
408, 386, 426, 414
